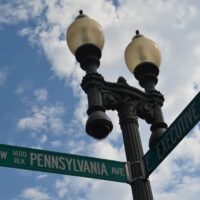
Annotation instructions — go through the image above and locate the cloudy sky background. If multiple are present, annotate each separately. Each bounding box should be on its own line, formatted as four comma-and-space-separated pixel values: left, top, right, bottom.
0, 0, 200, 199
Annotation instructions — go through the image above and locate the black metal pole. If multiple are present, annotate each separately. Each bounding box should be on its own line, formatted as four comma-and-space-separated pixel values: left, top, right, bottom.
118, 101, 154, 200
74, 45, 164, 200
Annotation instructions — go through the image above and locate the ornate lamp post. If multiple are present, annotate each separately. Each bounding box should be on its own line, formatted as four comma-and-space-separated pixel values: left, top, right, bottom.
66, 10, 168, 200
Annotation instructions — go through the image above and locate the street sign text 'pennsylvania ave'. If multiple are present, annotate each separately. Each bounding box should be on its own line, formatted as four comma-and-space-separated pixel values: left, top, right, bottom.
0, 144, 127, 183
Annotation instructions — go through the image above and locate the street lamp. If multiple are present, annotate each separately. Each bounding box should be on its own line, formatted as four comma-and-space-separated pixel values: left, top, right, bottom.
66, 10, 168, 200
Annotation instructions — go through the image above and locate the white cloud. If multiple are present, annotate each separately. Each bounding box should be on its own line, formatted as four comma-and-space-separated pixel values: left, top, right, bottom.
174, 4, 198, 29
17, 104, 66, 134
18, 110, 46, 131
55, 175, 130, 200
0, 0, 45, 25
37, 134, 48, 144
65, 139, 87, 154
34, 89, 48, 102
20, 187, 50, 200
55, 176, 93, 199
36, 174, 48, 180
50, 140, 62, 147
85, 181, 131, 200
73, 93, 87, 126
90, 140, 125, 161
155, 176, 200, 200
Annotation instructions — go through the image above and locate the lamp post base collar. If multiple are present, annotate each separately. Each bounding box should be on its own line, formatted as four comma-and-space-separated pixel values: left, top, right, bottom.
75, 44, 101, 72
134, 62, 159, 91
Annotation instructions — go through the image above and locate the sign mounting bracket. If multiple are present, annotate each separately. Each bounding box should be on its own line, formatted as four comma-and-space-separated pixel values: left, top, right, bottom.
126, 160, 147, 185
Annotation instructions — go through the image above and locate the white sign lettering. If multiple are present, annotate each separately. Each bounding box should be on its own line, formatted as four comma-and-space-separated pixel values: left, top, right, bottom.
30, 153, 109, 176
155, 102, 200, 160
0, 151, 7, 160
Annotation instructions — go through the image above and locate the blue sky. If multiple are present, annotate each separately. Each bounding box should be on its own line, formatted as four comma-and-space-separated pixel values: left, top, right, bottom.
0, 0, 200, 200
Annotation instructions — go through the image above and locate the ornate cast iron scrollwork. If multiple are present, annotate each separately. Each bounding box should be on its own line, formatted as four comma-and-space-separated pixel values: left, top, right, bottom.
137, 101, 154, 124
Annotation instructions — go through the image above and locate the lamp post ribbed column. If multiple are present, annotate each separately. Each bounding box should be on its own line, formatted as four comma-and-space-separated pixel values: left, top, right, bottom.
118, 100, 154, 200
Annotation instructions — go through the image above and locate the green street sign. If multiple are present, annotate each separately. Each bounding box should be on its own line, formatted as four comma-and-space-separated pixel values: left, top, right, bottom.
143, 92, 200, 177
0, 144, 128, 183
